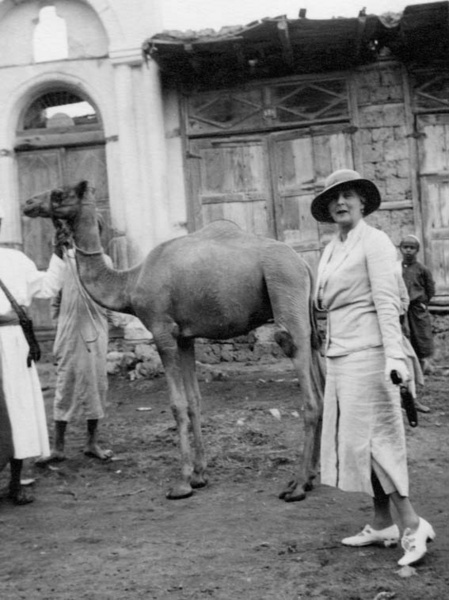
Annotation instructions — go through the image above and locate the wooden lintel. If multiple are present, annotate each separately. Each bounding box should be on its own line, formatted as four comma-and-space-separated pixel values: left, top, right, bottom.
277, 17, 294, 69
15, 130, 105, 150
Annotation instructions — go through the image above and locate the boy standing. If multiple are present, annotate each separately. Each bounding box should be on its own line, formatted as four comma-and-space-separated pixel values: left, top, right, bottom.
400, 235, 436, 376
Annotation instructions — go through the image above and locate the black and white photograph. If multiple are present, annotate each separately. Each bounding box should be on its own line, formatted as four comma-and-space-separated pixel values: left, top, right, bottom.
0, 0, 447, 598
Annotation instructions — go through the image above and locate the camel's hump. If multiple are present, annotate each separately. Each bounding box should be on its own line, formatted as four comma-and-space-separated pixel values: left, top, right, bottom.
192, 220, 244, 241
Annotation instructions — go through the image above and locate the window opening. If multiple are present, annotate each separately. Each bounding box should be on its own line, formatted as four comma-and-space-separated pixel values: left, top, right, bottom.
21, 90, 99, 131
413, 72, 449, 112
186, 78, 349, 135
33, 5, 68, 63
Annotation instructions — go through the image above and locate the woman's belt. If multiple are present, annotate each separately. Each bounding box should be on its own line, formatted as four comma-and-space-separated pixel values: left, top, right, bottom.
0, 312, 20, 327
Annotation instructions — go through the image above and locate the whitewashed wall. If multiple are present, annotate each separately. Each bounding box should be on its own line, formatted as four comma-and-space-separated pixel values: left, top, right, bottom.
0, 0, 185, 265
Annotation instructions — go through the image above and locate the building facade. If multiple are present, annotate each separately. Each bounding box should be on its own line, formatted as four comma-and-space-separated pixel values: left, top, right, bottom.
0, 0, 187, 334
1, 1, 448, 360
149, 3, 449, 312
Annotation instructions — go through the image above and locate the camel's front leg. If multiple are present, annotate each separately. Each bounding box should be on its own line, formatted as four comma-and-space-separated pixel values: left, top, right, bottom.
155, 334, 195, 500
178, 338, 208, 489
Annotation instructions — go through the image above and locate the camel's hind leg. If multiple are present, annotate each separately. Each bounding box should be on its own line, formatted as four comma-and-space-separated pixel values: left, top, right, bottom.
263, 250, 325, 502
178, 338, 208, 489
275, 328, 324, 501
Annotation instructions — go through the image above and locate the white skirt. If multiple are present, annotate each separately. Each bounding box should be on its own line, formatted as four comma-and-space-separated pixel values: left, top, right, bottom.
0, 326, 50, 459
321, 346, 409, 497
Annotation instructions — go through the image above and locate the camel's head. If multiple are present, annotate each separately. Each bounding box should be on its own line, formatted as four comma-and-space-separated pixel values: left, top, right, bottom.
23, 180, 92, 222
23, 191, 52, 218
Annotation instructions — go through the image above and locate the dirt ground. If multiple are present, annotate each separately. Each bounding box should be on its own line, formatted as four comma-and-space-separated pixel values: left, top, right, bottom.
0, 359, 448, 600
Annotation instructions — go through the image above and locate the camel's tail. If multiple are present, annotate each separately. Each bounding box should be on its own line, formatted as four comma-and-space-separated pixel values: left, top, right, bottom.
306, 263, 322, 352
263, 244, 325, 399
263, 246, 326, 399
310, 337, 326, 401
306, 264, 326, 399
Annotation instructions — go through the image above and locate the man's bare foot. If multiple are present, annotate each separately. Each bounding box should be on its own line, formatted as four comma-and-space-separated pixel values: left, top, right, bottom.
83, 444, 113, 461
35, 451, 66, 467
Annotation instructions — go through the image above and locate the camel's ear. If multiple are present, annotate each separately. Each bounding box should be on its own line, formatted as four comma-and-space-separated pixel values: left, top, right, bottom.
75, 180, 89, 198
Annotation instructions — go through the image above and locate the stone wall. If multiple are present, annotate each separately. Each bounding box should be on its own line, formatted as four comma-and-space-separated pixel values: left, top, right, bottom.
432, 311, 449, 365
354, 62, 417, 246
103, 307, 448, 380
105, 325, 286, 379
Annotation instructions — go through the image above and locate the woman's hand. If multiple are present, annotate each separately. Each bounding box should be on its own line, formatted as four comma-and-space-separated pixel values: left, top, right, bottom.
385, 357, 410, 383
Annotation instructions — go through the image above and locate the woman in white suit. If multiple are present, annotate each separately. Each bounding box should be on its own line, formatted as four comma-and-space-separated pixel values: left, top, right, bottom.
312, 169, 435, 567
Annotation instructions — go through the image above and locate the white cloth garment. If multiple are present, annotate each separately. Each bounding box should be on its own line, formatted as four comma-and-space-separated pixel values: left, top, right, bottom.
321, 347, 408, 497
0, 249, 65, 459
315, 220, 404, 360
52, 249, 110, 421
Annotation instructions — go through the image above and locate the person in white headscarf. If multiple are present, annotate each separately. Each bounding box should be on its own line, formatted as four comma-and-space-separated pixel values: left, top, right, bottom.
0, 205, 65, 504
311, 169, 435, 568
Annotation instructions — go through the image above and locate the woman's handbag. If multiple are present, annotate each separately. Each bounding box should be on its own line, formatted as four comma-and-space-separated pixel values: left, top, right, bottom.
0, 278, 41, 367
391, 370, 418, 427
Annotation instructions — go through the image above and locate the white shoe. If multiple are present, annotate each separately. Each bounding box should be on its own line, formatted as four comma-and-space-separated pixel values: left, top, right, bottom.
342, 524, 400, 547
398, 517, 436, 566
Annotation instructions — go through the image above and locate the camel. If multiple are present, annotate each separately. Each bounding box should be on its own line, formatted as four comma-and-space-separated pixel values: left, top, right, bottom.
24, 180, 325, 501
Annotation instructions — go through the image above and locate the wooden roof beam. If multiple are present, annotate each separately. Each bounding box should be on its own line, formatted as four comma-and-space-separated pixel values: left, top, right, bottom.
277, 16, 294, 69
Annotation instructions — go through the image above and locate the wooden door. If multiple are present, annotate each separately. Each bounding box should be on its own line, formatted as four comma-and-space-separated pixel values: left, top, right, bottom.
270, 124, 354, 273
187, 136, 275, 237
416, 114, 449, 299
17, 149, 63, 332
16, 144, 110, 334
65, 146, 112, 247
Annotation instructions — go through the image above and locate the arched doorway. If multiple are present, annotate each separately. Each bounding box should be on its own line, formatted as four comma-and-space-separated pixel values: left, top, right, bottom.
15, 85, 111, 335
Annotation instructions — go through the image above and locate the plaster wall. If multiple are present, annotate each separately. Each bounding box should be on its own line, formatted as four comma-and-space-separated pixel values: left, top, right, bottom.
0, 0, 109, 66
0, 0, 176, 266
162, 89, 188, 237
0, 60, 116, 239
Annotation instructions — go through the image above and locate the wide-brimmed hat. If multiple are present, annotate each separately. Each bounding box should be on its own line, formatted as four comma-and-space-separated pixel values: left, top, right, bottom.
311, 169, 381, 223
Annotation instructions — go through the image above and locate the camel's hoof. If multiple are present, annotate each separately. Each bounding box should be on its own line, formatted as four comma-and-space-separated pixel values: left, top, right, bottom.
166, 484, 194, 500
304, 481, 314, 492
191, 473, 208, 489
283, 489, 307, 502
278, 481, 307, 502
278, 479, 295, 499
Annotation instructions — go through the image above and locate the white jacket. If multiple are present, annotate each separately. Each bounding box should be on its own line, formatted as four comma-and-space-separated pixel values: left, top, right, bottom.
315, 219, 405, 361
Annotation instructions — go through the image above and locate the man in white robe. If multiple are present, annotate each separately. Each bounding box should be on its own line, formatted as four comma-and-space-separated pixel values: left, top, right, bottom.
0, 210, 64, 504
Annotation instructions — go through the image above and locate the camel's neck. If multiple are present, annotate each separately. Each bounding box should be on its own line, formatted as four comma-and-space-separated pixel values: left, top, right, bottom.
72, 202, 136, 314
73, 201, 103, 254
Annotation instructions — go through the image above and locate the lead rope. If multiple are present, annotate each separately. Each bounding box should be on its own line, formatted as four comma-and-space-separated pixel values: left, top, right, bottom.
64, 247, 106, 351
